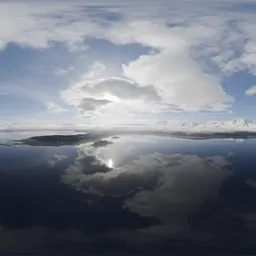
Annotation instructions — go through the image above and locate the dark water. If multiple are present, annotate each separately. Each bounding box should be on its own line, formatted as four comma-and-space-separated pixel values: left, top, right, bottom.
1, 132, 256, 254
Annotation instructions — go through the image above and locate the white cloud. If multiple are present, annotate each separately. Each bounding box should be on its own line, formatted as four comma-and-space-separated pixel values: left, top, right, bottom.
211, 20, 256, 75
94, 19, 233, 112
62, 17, 237, 114
86, 77, 160, 102
61, 76, 162, 113
122, 50, 232, 111
245, 85, 256, 96
60, 62, 165, 116
0, 0, 256, 120
53, 66, 75, 76
0, 3, 98, 51
53, 68, 68, 76
81, 62, 106, 80
235, 23, 256, 74
46, 102, 67, 113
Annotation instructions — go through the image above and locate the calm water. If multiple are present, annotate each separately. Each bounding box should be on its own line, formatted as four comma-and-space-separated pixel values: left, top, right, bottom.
1, 132, 256, 254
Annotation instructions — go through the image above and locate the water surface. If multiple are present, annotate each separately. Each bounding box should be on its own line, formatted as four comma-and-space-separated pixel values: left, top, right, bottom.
0, 132, 256, 254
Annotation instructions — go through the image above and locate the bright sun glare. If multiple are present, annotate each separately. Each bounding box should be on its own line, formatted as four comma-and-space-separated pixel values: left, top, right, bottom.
107, 159, 113, 168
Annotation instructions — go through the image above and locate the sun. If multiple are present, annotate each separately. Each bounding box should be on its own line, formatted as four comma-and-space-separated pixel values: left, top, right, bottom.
107, 158, 113, 168
104, 92, 120, 103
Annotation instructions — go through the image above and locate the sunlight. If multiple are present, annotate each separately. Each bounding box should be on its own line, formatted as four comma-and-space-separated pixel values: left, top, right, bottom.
107, 158, 113, 168
104, 92, 120, 103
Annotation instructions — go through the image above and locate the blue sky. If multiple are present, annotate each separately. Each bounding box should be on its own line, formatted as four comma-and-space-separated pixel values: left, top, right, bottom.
0, 0, 256, 129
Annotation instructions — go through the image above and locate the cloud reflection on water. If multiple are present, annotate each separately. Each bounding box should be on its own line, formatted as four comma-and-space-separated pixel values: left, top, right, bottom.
2, 134, 256, 254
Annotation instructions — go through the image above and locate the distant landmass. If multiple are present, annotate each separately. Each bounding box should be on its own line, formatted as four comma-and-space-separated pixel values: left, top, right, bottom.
11, 129, 256, 147
155, 118, 256, 133
19, 133, 107, 146
169, 131, 256, 140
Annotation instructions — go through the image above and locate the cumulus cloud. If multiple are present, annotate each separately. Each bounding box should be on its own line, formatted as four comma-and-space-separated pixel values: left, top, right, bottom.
87, 77, 160, 102
96, 19, 234, 112
245, 85, 256, 96
122, 50, 232, 111
63, 19, 234, 114
60, 64, 164, 116
1, 0, 256, 120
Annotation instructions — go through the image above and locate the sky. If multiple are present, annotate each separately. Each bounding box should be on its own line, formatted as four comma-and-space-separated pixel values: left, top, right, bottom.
0, 0, 256, 130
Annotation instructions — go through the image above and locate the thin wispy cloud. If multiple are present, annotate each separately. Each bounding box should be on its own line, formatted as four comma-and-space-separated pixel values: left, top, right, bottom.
246, 85, 256, 96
